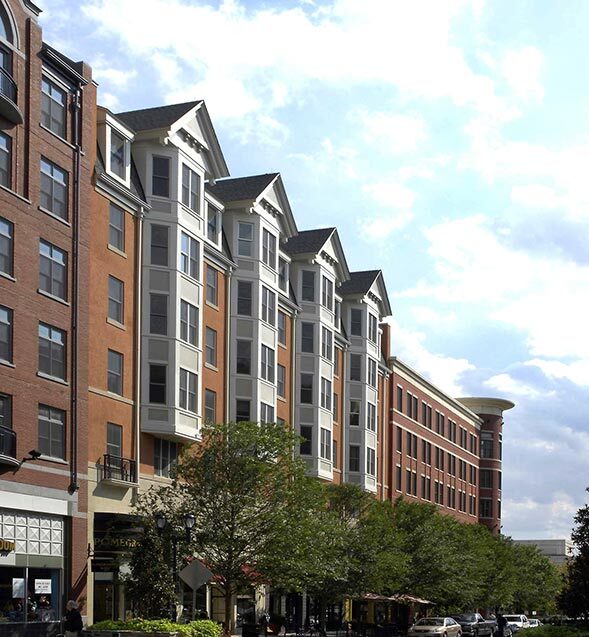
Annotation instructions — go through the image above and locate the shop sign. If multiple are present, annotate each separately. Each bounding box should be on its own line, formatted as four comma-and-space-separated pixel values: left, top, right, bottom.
35, 579, 52, 594
12, 578, 25, 598
0, 539, 16, 553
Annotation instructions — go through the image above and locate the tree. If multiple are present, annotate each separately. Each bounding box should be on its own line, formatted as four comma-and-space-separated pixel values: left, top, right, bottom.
559, 505, 589, 618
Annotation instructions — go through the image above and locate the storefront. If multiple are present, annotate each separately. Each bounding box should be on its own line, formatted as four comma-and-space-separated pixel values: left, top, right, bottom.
0, 508, 66, 637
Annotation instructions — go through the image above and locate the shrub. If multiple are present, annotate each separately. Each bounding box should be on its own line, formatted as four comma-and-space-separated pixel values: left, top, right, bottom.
87, 618, 222, 636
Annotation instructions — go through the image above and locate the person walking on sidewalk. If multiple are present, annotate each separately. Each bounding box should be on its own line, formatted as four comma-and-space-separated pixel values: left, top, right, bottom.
64, 600, 83, 637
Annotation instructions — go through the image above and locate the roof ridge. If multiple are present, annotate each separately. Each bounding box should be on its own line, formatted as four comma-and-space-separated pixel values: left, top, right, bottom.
116, 100, 200, 118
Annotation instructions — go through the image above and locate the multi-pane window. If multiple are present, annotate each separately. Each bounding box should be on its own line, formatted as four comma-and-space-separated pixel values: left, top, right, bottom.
349, 400, 360, 426
300, 425, 312, 455
448, 453, 456, 476
320, 378, 332, 411
238, 222, 253, 257
436, 411, 445, 435
368, 314, 378, 343
278, 258, 288, 292
0, 306, 12, 363
150, 225, 169, 266
367, 403, 376, 432
333, 393, 338, 421
334, 299, 341, 327
180, 300, 198, 346
152, 156, 170, 197
236, 399, 250, 422
332, 439, 337, 469
237, 280, 252, 316
349, 445, 360, 472
204, 389, 216, 423
301, 322, 314, 353
260, 402, 274, 424
207, 205, 220, 243
0, 393, 11, 429
422, 440, 432, 465
150, 294, 167, 335
406, 432, 417, 459
0, 216, 13, 277
434, 481, 444, 505
41, 77, 66, 138
40, 158, 68, 220
459, 459, 467, 481
262, 229, 276, 269
107, 349, 123, 395
179, 368, 197, 413
480, 469, 493, 489
350, 308, 362, 336
470, 465, 477, 486
277, 364, 286, 398
0, 132, 12, 187
422, 476, 432, 501
278, 312, 286, 345
301, 270, 315, 302
321, 276, 333, 310
38, 323, 65, 379
395, 465, 402, 490
435, 446, 445, 471
108, 203, 124, 251
334, 348, 340, 376
261, 286, 275, 325
38, 405, 65, 459
107, 276, 123, 323
205, 327, 217, 367
206, 266, 218, 305
350, 354, 362, 381
236, 340, 252, 375
180, 232, 199, 279
481, 433, 494, 458
260, 345, 275, 382
366, 447, 376, 476
368, 359, 377, 387
321, 327, 332, 361
396, 427, 403, 452
181, 164, 200, 212
107, 422, 122, 458
154, 438, 177, 478
149, 364, 166, 404
300, 373, 313, 404
480, 498, 492, 518
110, 130, 127, 179
320, 428, 331, 460
397, 386, 403, 411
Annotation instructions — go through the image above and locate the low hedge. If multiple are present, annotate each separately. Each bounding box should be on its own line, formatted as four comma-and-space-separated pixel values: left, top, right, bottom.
88, 618, 221, 637
527, 627, 589, 637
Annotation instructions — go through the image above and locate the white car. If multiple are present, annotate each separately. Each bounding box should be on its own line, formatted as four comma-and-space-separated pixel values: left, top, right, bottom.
408, 617, 462, 636
528, 619, 542, 628
504, 615, 530, 630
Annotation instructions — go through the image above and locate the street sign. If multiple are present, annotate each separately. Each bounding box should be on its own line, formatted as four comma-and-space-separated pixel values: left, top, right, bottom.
179, 560, 213, 590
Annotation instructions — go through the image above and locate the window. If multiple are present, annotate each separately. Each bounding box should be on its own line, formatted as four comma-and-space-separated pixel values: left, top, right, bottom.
204, 389, 216, 422
152, 156, 170, 197
448, 453, 456, 476
154, 438, 177, 477
396, 427, 402, 452
350, 354, 362, 381
206, 266, 218, 305
333, 393, 338, 421
236, 340, 252, 375
321, 327, 332, 361
470, 465, 477, 485
480, 469, 493, 489
349, 400, 360, 426
435, 447, 445, 471
108, 203, 125, 251
332, 439, 337, 468
0, 393, 11, 429
0, 305, 12, 363
321, 276, 333, 310
107, 276, 123, 323
179, 368, 197, 413
207, 205, 220, 243
349, 445, 360, 472
149, 364, 166, 404
110, 130, 127, 179
180, 232, 199, 279
368, 359, 377, 387
151, 225, 169, 266
436, 412, 445, 435
0, 132, 11, 187
397, 386, 403, 411
334, 348, 340, 376
422, 476, 431, 501
301, 322, 314, 353
300, 373, 313, 404
480, 498, 492, 518
320, 378, 332, 411
38, 405, 65, 459
0, 216, 13, 277
182, 164, 200, 212
320, 428, 331, 460
459, 459, 466, 481
278, 312, 286, 345
180, 300, 198, 346
238, 222, 254, 257
38, 323, 65, 379
277, 364, 286, 398
40, 158, 68, 219
150, 294, 167, 335
396, 465, 402, 490
107, 350, 123, 394
350, 308, 362, 336
260, 402, 274, 424
406, 432, 417, 459
481, 433, 493, 458
366, 447, 376, 476
107, 423, 122, 458
237, 280, 252, 316
41, 77, 66, 138
236, 399, 250, 422
300, 425, 312, 455
261, 286, 275, 325
422, 440, 431, 465
262, 229, 276, 269
367, 403, 376, 432
201, 328, 216, 368
368, 314, 377, 343
278, 258, 288, 292
260, 345, 275, 382
301, 270, 315, 302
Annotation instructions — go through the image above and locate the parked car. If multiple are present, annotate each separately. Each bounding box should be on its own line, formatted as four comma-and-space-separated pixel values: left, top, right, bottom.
504, 615, 530, 630
408, 617, 462, 636
451, 613, 495, 636
527, 619, 542, 628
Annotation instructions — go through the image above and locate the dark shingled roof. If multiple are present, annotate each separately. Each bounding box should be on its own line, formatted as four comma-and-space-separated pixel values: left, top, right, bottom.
207, 174, 279, 203
283, 228, 336, 256
116, 101, 200, 132
96, 144, 147, 203
338, 270, 381, 296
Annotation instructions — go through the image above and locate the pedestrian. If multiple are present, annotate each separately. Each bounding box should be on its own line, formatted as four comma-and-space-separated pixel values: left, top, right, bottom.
64, 600, 83, 637
496, 613, 507, 637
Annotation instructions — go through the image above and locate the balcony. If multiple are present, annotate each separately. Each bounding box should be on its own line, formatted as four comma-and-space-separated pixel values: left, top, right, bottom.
0, 425, 19, 467
0, 67, 23, 125
100, 454, 138, 486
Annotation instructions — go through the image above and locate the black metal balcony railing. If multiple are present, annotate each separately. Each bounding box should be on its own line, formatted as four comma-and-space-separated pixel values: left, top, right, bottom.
0, 67, 17, 103
0, 425, 16, 460
0, 66, 23, 124
101, 453, 137, 484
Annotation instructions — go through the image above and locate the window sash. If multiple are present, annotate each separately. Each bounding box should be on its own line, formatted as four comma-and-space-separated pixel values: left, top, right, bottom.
0, 393, 11, 429
278, 312, 286, 345
38, 322, 65, 379
154, 438, 177, 477
260, 345, 275, 382
179, 368, 197, 413
41, 78, 66, 138
350, 354, 362, 381
0, 132, 11, 188
180, 300, 198, 346
205, 327, 217, 366
107, 276, 123, 323
106, 422, 122, 457
180, 232, 199, 279
236, 399, 250, 422
0, 305, 12, 363
237, 280, 252, 316
149, 365, 167, 404
236, 340, 252, 375
151, 225, 169, 266
350, 308, 362, 336
204, 389, 216, 422
182, 164, 199, 212
320, 378, 332, 410
40, 158, 68, 219
108, 204, 125, 251
320, 428, 331, 460
300, 426, 312, 455
238, 222, 254, 256
262, 229, 276, 269
349, 445, 360, 472
277, 364, 286, 398
107, 349, 123, 394
301, 271, 315, 301
0, 216, 13, 277
110, 130, 126, 179
149, 294, 168, 335
321, 276, 333, 310
206, 267, 218, 304
152, 156, 170, 197
300, 373, 313, 404
38, 404, 65, 459
261, 287, 275, 325
301, 322, 314, 353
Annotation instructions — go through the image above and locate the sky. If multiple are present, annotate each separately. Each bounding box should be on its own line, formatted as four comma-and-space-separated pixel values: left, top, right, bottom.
38, 0, 589, 541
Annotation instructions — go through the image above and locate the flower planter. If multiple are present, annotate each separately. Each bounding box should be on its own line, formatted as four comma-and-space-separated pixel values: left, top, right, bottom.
84, 631, 178, 637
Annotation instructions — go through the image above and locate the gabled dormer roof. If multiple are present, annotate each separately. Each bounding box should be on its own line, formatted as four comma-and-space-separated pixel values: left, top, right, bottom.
116, 101, 229, 181
208, 173, 297, 239
339, 270, 392, 317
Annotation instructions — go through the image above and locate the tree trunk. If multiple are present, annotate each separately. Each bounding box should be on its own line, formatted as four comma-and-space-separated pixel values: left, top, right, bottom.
224, 585, 233, 635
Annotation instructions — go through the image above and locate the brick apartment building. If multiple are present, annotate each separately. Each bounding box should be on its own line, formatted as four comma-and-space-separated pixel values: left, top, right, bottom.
0, 0, 515, 630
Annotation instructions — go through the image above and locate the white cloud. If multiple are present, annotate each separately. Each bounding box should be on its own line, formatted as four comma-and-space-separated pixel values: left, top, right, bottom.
501, 46, 544, 103
91, 56, 137, 88
525, 359, 589, 387
359, 111, 428, 155
511, 184, 564, 210
360, 212, 414, 243
484, 373, 545, 398
364, 181, 415, 209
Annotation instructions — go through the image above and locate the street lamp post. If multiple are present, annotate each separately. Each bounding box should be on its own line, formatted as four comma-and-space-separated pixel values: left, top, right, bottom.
155, 512, 196, 621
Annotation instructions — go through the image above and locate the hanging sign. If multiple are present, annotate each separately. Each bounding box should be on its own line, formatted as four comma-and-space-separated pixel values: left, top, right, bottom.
35, 580, 52, 594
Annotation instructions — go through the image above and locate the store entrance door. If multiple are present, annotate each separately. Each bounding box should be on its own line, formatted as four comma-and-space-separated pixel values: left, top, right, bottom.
93, 582, 115, 622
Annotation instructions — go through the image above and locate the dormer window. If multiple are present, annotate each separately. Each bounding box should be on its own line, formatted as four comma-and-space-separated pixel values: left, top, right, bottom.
206, 203, 220, 244
41, 77, 67, 139
278, 257, 289, 292
110, 130, 126, 179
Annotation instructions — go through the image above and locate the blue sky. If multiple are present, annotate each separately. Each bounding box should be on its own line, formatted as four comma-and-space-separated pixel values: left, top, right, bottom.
40, 0, 589, 540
